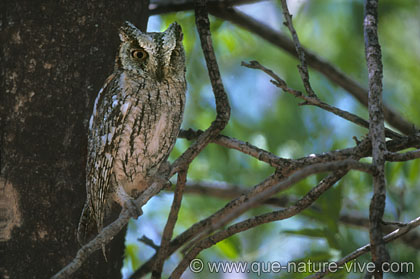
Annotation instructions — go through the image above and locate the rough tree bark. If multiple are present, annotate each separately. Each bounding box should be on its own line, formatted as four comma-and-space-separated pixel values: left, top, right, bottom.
0, 1, 148, 278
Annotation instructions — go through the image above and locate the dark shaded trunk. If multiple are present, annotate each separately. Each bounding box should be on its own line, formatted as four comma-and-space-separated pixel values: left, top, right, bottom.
0, 1, 148, 278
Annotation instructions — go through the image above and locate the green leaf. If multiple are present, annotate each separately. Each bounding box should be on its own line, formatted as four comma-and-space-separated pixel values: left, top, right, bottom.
215, 235, 241, 259
125, 243, 141, 271
408, 159, 420, 184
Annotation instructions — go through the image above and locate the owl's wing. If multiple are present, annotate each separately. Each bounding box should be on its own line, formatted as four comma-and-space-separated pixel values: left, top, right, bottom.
80, 72, 127, 240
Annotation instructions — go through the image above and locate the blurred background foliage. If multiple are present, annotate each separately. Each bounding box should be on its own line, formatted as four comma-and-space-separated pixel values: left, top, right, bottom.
123, 0, 420, 278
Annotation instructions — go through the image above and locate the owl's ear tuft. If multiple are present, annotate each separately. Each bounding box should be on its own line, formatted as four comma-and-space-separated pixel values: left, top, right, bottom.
119, 21, 142, 42
164, 22, 182, 40
119, 30, 129, 42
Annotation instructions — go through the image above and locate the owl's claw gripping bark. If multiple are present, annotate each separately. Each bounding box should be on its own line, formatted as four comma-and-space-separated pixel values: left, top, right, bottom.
125, 199, 143, 219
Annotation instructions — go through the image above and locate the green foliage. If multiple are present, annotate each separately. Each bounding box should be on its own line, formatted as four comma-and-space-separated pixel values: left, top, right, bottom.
215, 235, 242, 260
124, 243, 142, 271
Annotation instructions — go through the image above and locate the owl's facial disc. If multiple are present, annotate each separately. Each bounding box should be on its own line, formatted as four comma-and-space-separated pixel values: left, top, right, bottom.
118, 21, 185, 80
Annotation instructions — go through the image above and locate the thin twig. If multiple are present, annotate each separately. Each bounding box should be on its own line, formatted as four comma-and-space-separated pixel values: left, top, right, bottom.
138, 235, 160, 251
242, 60, 402, 140
152, 171, 187, 278
180, 129, 420, 169
280, 0, 315, 97
181, 180, 290, 207
384, 149, 420, 161
364, 1, 388, 277
179, 128, 292, 168
181, 126, 365, 177
305, 215, 420, 279
381, 220, 407, 227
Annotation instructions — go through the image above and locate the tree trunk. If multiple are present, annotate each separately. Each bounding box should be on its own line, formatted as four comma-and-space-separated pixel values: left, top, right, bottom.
0, 1, 149, 278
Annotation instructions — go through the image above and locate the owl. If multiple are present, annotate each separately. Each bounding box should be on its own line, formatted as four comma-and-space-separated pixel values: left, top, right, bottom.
77, 21, 186, 246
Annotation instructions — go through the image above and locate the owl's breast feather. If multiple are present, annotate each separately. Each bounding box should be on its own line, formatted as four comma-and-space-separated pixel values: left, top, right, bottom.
148, 113, 168, 154
110, 71, 185, 197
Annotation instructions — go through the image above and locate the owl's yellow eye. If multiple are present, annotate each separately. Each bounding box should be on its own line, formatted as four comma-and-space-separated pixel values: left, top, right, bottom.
131, 49, 148, 60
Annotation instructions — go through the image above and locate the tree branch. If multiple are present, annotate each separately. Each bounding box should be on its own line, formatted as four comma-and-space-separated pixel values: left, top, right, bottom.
179, 128, 292, 169
181, 180, 290, 207
170, 0, 230, 175
280, 0, 315, 97
242, 60, 402, 140
152, 171, 187, 278
180, 129, 420, 170
384, 149, 420, 161
138, 235, 160, 251
305, 215, 420, 279
364, 1, 388, 277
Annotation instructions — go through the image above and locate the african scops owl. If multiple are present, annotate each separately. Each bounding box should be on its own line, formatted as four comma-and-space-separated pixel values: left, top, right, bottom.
77, 22, 186, 245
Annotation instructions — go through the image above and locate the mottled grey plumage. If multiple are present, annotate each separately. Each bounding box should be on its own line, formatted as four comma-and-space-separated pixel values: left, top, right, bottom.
77, 22, 186, 246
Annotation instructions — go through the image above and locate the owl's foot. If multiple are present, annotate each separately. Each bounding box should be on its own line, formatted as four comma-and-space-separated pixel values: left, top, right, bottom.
124, 199, 143, 219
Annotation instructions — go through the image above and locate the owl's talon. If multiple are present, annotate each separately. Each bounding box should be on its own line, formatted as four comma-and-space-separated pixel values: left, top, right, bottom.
125, 199, 143, 219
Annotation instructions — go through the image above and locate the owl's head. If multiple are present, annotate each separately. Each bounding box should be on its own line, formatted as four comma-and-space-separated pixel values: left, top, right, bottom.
118, 21, 185, 81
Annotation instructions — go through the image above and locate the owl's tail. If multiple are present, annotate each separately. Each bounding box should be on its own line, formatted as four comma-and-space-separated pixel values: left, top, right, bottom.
77, 202, 108, 261
76, 202, 97, 245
